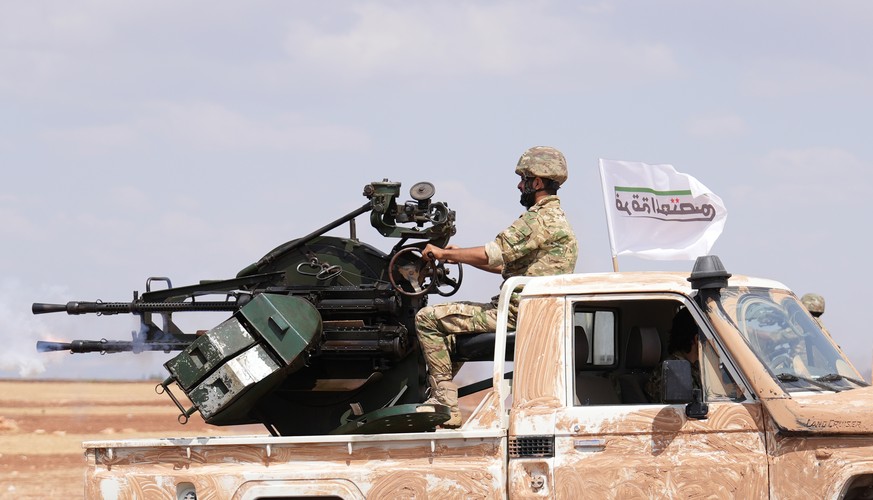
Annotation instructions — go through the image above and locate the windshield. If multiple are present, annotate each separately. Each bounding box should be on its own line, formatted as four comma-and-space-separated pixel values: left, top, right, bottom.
714, 287, 863, 392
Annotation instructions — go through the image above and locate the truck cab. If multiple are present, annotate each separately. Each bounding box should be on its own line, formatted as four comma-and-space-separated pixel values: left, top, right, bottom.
503, 257, 873, 499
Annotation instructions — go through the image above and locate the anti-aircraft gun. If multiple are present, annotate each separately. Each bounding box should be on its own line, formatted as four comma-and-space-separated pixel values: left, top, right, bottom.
34, 180, 465, 436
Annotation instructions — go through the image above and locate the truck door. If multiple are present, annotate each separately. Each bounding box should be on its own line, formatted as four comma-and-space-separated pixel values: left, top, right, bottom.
551, 295, 769, 498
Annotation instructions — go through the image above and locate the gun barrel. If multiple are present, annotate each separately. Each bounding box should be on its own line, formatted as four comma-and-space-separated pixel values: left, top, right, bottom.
31, 301, 122, 315
32, 303, 70, 315
36, 339, 191, 354
31, 300, 239, 316
36, 340, 73, 352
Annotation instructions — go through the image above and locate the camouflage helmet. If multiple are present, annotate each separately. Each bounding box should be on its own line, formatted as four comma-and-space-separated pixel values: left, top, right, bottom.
515, 146, 568, 186
801, 293, 825, 317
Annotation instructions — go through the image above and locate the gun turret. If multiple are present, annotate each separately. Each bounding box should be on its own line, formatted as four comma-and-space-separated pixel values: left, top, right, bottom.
33, 179, 460, 435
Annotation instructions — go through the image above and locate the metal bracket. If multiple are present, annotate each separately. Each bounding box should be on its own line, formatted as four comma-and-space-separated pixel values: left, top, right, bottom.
156, 377, 197, 424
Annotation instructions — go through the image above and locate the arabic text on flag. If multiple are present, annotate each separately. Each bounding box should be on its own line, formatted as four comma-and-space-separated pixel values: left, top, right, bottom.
599, 159, 728, 261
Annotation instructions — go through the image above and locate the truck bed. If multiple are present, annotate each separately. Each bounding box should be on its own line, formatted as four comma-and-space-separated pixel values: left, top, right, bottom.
84, 429, 507, 499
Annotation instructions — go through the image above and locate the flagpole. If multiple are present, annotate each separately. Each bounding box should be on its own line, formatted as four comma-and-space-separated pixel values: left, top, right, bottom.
598, 159, 620, 272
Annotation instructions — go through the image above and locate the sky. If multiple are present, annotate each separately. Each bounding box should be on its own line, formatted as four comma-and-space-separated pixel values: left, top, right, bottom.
2, 1, 872, 381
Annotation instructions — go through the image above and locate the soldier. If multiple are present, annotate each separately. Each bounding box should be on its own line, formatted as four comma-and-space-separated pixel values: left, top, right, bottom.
801, 293, 825, 318
415, 146, 578, 428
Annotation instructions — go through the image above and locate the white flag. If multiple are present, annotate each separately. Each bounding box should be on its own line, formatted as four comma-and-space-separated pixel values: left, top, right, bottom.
599, 159, 727, 260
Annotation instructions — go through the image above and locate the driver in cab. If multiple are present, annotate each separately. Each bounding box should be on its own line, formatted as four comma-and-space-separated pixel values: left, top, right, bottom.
415, 146, 578, 428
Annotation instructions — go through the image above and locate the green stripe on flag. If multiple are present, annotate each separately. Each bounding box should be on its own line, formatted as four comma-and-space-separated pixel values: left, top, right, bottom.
615, 186, 692, 196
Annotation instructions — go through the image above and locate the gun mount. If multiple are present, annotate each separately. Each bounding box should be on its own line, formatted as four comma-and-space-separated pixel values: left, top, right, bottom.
34, 180, 462, 435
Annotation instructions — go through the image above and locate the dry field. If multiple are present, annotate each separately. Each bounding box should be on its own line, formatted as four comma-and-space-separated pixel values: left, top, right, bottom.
0, 379, 265, 499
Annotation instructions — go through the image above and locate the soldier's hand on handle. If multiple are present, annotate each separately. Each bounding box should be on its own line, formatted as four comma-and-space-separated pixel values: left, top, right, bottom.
422, 244, 459, 264
421, 244, 442, 263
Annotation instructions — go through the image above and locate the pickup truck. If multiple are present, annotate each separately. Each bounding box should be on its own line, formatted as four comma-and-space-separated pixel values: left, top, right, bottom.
84, 256, 873, 499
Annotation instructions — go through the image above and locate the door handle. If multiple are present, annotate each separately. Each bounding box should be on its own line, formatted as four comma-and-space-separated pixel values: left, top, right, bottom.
573, 438, 606, 452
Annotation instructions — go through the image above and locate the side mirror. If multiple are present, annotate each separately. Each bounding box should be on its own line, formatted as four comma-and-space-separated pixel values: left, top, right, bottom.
661, 359, 709, 419
662, 359, 693, 404
686, 389, 709, 420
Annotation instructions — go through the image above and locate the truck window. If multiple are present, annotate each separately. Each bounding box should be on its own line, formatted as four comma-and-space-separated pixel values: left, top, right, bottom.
699, 335, 744, 402
572, 297, 746, 406
573, 308, 620, 405
717, 287, 863, 391
574, 310, 616, 366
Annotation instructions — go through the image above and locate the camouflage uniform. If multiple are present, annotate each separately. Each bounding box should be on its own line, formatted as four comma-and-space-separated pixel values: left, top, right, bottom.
416, 195, 577, 391
415, 146, 576, 427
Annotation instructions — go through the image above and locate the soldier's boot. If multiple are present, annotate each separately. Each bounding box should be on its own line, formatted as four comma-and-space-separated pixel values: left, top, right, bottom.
424, 377, 462, 428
